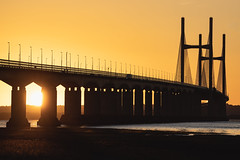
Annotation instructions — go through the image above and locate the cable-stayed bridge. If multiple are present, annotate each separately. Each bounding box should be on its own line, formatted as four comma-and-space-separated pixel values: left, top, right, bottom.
0, 17, 228, 128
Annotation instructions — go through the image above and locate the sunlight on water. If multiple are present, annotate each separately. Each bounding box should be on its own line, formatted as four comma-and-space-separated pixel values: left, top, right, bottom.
1, 120, 240, 136
0, 120, 39, 128
29, 120, 38, 127
90, 120, 240, 136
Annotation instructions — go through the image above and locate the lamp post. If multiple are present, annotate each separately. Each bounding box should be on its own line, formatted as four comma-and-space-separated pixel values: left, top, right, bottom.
30, 46, 32, 63
104, 59, 106, 71
19, 44, 21, 62
98, 58, 100, 71
41, 48, 43, 69
70, 53, 71, 68
92, 57, 93, 70
77, 55, 79, 68
66, 52, 68, 67
51, 50, 53, 66
61, 52, 63, 68
8, 42, 10, 61
121, 62, 122, 74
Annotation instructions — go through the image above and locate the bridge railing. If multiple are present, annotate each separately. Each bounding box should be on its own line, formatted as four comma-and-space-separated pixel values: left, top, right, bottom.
0, 59, 202, 88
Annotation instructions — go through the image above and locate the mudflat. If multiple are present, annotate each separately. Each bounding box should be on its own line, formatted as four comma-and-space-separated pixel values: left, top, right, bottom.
0, 127, 239, 160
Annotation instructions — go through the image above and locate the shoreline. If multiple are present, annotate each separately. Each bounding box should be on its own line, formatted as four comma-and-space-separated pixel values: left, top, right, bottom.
0, 127, 240, 159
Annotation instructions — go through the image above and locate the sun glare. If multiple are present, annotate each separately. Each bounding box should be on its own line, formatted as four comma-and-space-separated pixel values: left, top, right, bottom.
26, 83, 43, 107
27, 91, 43, 107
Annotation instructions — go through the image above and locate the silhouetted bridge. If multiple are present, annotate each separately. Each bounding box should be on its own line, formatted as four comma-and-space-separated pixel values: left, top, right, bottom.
0, 18, 228, 128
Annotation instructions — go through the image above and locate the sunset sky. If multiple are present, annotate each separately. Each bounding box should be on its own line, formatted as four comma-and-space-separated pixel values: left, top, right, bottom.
0, 0, 239, 105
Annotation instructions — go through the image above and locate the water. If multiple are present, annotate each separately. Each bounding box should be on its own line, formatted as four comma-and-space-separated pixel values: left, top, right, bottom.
0, 120, 38, 128
90, 120, 240, 136
1, 120, 240, 135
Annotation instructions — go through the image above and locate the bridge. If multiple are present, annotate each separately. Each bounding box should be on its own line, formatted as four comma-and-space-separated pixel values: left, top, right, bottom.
0, 17, 228, 128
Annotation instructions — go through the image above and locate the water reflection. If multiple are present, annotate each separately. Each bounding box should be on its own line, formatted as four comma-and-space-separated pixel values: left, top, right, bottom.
1, 120, 240, 136
91, 121, 240, 136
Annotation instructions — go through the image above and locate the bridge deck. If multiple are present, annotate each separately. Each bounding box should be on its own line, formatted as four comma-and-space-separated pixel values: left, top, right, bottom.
0, 59, 205, 90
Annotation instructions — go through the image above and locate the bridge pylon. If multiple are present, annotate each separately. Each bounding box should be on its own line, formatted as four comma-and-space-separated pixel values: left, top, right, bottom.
180, 17, 226, 95
179, 17, 228, 119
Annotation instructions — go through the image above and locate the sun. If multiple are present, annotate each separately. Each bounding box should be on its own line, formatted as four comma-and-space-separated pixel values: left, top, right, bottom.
26, 83, 43, 107
27, 91, 43, 107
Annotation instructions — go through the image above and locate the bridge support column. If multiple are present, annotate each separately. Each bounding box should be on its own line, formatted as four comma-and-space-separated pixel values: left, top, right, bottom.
145, 89, 152, 117
100, 88, 118, 117
170, 92, 177, 117
61, 86, 81, 124
167, 92, 174, 117
192, 94, 201, 117
135, 89, 143, 117
38, 85, 60, 126
122, 89, 133, 117
162, 91, 169, 117
116, 89, 122, 117
7, 86, 30, 128
178, 92, 185, 117
180, 92, 189, 117
174, 92, 181, 117
188, 93, 196, 117
154, 91, 161, 117
85, 87, 100, 117
208, 91, 227, 120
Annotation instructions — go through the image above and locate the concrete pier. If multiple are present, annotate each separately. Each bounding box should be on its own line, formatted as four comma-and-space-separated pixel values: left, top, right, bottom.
154, 90, 161, 117
37, 85, 60, 126
145, 89, 152, 117
100, 88, 118, 116
7, 85, 30, 128
122, 89, 133, 117
84, 87, 100, 116
135, 88, 143, 117
61, 86, 81, 123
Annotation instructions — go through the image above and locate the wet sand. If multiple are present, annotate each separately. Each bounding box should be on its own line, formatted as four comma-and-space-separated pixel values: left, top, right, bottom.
0, 127, 239, 160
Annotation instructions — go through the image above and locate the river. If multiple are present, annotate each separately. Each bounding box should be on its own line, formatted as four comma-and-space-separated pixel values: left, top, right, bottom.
1, 120, 240, 136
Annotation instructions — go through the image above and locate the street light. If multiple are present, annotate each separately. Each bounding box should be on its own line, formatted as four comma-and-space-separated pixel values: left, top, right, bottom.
134, 65, 135, 75
98, 58, 100, 71
70, 53, 71, 67
110, 60, 112, 72
125, 63, 127, 74
66, 52, 67, 67
19, 44, 21, 62
51, 50, 53, 66
8, 42, 10, 61
120, 62, 122, 74
92, 57, 93, 70
104, 59, 106, 71
77, 55, 79, 68
61, 52, 63, 68
41, 48, 43, 64
30, 46, 32, 63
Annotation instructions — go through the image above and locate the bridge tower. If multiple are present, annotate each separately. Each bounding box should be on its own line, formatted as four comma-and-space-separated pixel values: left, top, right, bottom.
179, 17, 227, 119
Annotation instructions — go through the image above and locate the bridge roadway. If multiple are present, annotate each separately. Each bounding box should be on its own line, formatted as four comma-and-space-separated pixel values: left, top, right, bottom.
0, 59, 227, 128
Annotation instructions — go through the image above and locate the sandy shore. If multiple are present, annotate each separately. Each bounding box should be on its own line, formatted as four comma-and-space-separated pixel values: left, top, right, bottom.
0, 127, 239, 160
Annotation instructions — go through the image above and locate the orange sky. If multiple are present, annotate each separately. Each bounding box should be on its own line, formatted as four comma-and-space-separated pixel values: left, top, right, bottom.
0, 0, 239, 105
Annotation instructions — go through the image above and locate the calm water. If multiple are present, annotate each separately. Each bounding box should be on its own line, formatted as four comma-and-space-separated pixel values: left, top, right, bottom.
1, 120, 240, 135
91, 120, 240, 135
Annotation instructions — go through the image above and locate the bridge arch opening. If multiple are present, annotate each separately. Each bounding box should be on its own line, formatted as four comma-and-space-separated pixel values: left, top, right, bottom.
0, 80, 11, 106
0, 81, 11, 121
25, 82, 42, 123
56, 85, 65, 119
